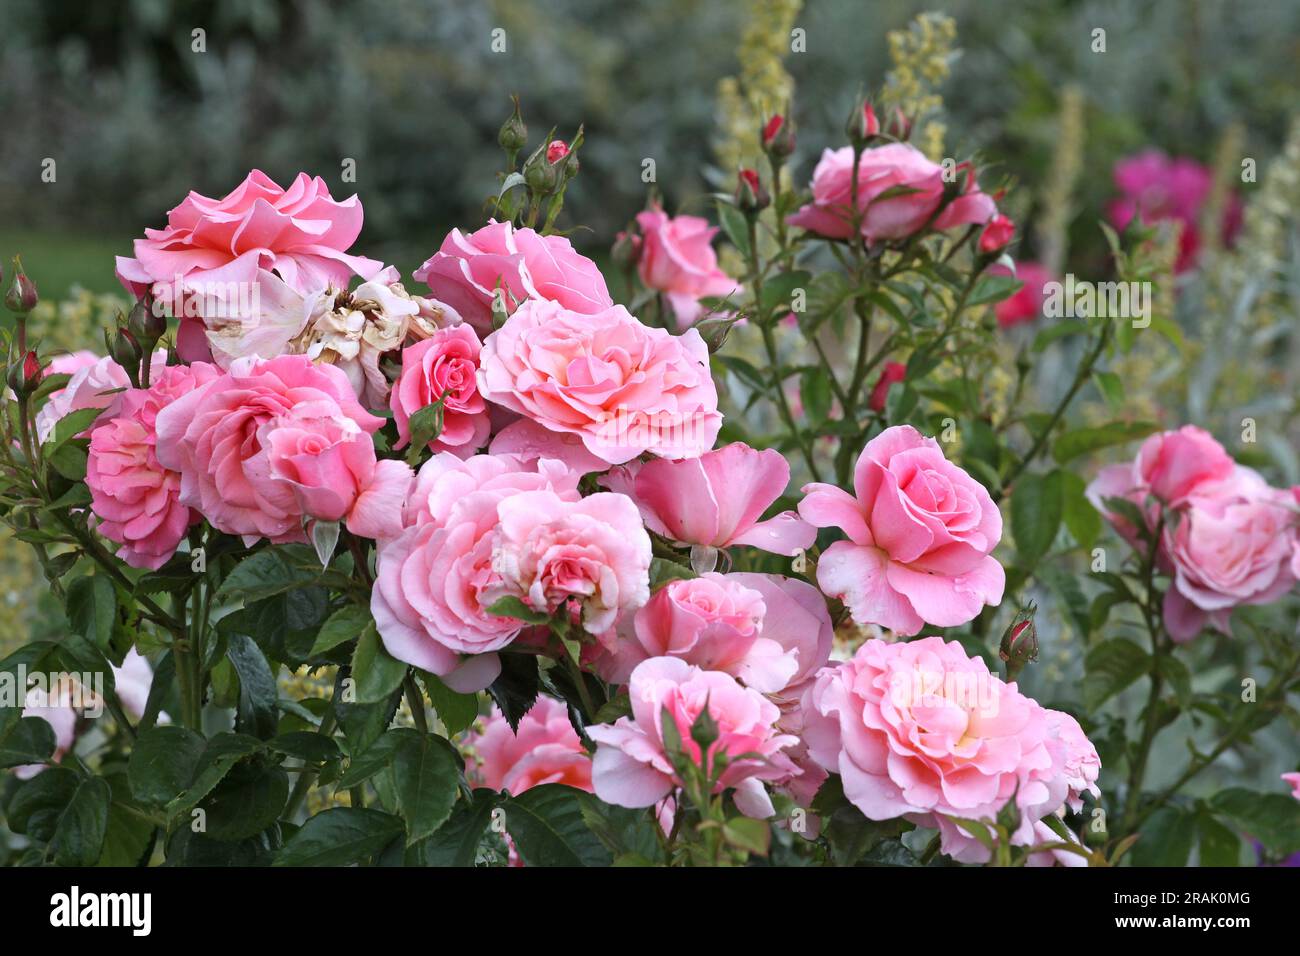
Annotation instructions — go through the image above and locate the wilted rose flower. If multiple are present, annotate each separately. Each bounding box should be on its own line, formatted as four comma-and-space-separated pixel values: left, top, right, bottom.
788, 144, 997, 243
415, 220, 612, 333
115, 170, 385, 362
479, 298, 721, 464
587, 656, 799, 818
635, 207, 738, 327
799, 425, 1004, 635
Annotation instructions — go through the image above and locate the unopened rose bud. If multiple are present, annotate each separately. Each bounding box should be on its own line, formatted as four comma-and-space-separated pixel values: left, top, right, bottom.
735, 168, 769, 214
761, 113, 796, 159
546, 140, 569, 164
847, 101, 881, 147
999, 605, 1039, 681
6, 350, 42, 396
498, 96, 528, 153
884, 107, 911, 141
5, 264, 38, 314
111, 327, 144, 385
523, 141, 561, 195
127, 294, 167, 343
611, 229, 641, 270
978, 214, 1015, 254
694, 313, 743, 353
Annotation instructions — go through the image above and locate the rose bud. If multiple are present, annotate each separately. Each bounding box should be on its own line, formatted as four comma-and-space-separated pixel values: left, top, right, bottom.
6, 350, 42, 397
735, 168, 770, 214
5, 265, 38, 315
127, 294, 167, 344
999, 604, 1039, 680
846, 100, 881, 147
523, 140, 561, 194
761, 113, 796, 159
498, 96, 527, 152
110, 327, 144, 386
611, 228, 641, 270
546, 139, 569, 164
979, 214, 1015, 255
884, 107, 912, 141
868, 361, 907, 413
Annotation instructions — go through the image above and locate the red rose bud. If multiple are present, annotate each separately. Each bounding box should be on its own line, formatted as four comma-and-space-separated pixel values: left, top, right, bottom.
735, 168, 769, 213
868, 361, 907, 413
546, 139, 569, 164
847, 101, 881, 146
4, 267, 38, 314
999, 604, 1039, 680
884, 107, 912, 141
979, 214, 1015, 254
7, 350, 42, 396
761, 113, 796, 158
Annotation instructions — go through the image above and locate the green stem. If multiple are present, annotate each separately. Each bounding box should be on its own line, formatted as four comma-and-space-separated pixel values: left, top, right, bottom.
404, 674, 429, 735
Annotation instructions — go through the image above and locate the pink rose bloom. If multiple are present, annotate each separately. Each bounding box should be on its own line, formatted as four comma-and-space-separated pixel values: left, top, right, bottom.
390, 326, 490, 455
479, 298, 721, 464
87, 362, 221, 569
414, 220, 612, 334
46, 350, 102, 378
490, 489, 652, 634
1159, 468, 1296, 642
1087, 425, 1235, 520
799, 425, 1005, 635
1107, 150, 1242, 272
1282, 773, 1300, 801
788, 144, 997, 243
988, 262, 1056, 329
488, 417, 612, 477
35, 354, 128, 444
402, 451, 580, 532
601, 442, 814, 557
155, 354, 395, 544
115, 170, 383, 362
13, 680, 79, 780
634, 207, 738, 327
803, 636, 1055, 829
1048, 710, 1101, 813
587, 657, 800, 818
463, 697, 593, 795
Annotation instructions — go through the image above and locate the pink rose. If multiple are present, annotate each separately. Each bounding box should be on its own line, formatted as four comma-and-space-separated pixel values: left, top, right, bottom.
587, 657, 799, 818
634, 207, 738, 326
1048, 710, 1101, 813
803, 636, 1057, 828
488, 418, 612, 477
155, 354, 387, 544
402, 451, 581, 532
1159, 468, 1296, 642
390, 326, 490, 455
479, 298, 721, 464
414, 220, 612, 334
463, 696, 592, 795
14, 680, 79, 781
87, 362, 221, 569
115, 170, 384, 361
1282, 773, 1300, 801
601, 442, 814, 556
1087, 425, 1235, 518
788, 144, 997, 243
799, 425, 1005, 635
46, 350, 102, 378
35, 354, 135, 444
988, 262, 1056, 329
490, 489, 652, 635
1107, 150, 1242, 272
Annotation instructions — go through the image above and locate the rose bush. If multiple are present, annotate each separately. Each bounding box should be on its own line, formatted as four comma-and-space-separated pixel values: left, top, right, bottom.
2, 80, 1297, 872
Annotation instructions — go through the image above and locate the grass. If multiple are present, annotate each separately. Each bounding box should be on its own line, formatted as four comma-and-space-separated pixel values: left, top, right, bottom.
0, 231, 129, 301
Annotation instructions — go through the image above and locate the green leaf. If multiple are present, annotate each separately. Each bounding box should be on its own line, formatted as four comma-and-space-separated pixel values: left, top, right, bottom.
968, 273, 1023, 306
484, 595, 549, 625
47, 442, 88, 481
1210, 788, 1300, 854
760, 270, 812, 314
1082, 638, 1151, 710
269, 731, 340, 765
98, 773, 156, 867
351, 624, 408, 704
1092, 370, 1125, 409
419, 672, 480, 738
48, 406, 104, 448
310, 605, 371, 656
273, 807, 405, 866
504, 784, 612, 867
0, 715, 57, 768
202, 765, 290, 842
1129, 806, 1194, 866
799, 367, 832, 424
336, 730, 405, 790
487, 654, 540, 732
716, 200, 750, 257
576, 792, 664, 863
6, 766, 79, 840
165, 733, 264, 817
128, 725, 206, 805
215, 548, 319, 606
226, 634, 279, 739
1010, 470, 1064, 564
390, 728, 460, 844
722, 817, 771, 856
1052, 421, 1159, 464
1059, 470, 1102, 550
649, 557, 695, 590
1195, 811, 1242, 866
411, 789, 499, 866
50, 775, 112, 866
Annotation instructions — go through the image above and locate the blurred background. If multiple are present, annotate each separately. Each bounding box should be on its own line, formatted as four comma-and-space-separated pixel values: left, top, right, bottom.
1, 0, 1297, 295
